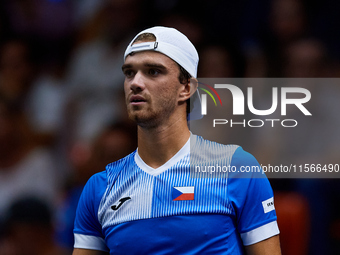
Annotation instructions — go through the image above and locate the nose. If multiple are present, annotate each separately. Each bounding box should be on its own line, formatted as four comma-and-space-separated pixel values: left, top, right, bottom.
130, 71, 145, 93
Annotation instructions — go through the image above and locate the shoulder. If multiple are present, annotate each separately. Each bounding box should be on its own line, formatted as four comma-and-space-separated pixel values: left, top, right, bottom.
106, 151, 136, 171
81, 170, 108, 202
191, 134, 240, 162
106, 150, 136, 170
230, 146, 260, 166
191, 134, 264, 178
74, 171, 108, 233
82, 151, 136, 196
104, 150, 137, 182
87, 170, 107, 185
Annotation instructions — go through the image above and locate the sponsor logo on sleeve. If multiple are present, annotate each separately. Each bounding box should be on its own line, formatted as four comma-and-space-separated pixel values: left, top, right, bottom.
262, 197, 275, 213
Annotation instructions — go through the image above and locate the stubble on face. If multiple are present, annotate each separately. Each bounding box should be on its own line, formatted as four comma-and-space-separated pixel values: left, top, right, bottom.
123, 52, 182, 129
126, 79, 179, 129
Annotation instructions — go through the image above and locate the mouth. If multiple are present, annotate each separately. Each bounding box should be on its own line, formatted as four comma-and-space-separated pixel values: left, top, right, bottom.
130, 95, 146, 105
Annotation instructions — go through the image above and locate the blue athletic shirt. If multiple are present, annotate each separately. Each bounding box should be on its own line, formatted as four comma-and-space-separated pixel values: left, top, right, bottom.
74, 134, 279, 254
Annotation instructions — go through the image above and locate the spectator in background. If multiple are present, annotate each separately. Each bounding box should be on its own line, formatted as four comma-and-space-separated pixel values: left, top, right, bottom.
269, 38, 337, 164
198, 43, 245, 78
0, 196, 64, 255
192, 43, 253, 150
0, 95, 59, 222
0, 36, 71, 182
65, 0, 144, 146
71, 0, 106, 31
0, 38, 34, 104
3, 0, 74, 65
198, 44, 234, 78
241, 0, 309, 77
252, 38, 337, 173
251, 37, 340, 255
266, 0, 309, 77
269, 0, 307, 45
283, 38, 333, 77
26, 55, 69, 148
55, 121, 137, 252
283, 38, 340, 255
159, 12, 204, 49
2, 0, 74, 151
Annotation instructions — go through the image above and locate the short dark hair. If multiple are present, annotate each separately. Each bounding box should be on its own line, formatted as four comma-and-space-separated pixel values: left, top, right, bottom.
177, 65, 192, 116
132, 33, 156, 44
178, 64, 191, 84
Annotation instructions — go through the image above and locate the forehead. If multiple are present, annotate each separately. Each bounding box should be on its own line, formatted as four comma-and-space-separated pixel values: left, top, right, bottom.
124, 50, 178, 69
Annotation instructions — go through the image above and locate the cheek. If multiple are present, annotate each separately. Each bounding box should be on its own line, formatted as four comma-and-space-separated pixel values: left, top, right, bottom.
154, 85, 180, 108
123, 81, 130, 97
154, 86, 173, 99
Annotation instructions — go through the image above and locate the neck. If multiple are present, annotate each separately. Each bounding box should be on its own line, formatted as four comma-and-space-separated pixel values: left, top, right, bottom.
137, 114, 190, 169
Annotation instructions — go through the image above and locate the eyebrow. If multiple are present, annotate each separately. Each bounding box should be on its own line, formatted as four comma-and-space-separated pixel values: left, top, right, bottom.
144, 63, 167, 70
121, 64, 132, 71
121, 63, 167, 71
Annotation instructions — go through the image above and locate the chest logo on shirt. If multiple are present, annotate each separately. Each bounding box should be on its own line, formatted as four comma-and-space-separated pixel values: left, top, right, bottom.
111, 197, 131, 210
172, 186, 195, 201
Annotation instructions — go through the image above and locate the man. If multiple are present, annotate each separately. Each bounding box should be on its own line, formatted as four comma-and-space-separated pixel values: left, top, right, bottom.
2, 197, 63, 255
73, 26, 281, 255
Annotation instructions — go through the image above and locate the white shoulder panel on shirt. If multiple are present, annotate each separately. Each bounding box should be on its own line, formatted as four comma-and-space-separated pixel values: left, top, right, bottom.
240, 220, 280, 246
74, 233, 109, 252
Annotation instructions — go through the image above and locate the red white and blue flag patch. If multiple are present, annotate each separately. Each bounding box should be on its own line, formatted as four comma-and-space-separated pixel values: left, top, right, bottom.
172, 186, 195, 201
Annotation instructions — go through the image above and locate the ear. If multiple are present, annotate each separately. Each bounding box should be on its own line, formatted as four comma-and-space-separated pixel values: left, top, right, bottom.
179, 78, 198, 102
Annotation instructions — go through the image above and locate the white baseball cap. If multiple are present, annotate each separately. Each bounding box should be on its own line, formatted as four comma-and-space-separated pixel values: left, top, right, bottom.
124, 26, 203, 120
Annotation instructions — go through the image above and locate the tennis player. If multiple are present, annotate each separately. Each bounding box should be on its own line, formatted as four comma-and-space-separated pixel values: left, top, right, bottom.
73, 26, 281, 255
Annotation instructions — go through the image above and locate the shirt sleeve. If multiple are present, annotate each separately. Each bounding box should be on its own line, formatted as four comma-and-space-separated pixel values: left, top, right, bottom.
73, 171, 109, 252
229, 147, 280, 246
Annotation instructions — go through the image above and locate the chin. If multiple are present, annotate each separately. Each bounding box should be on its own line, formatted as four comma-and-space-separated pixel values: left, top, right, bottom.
128, 111, 148, 123
129, 112, 160, 128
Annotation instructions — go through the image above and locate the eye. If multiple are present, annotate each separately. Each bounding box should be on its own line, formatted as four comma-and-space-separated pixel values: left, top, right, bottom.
148, 68, 161, 76
123, 69, 135, 78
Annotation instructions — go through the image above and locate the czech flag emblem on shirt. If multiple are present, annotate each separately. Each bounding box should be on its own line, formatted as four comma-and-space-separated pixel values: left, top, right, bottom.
172, 186, 195, 201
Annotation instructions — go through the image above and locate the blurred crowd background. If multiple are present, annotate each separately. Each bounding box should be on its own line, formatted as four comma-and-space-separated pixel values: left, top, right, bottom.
0, 0, 339, 254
